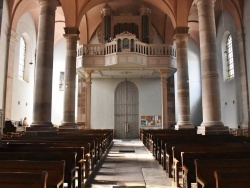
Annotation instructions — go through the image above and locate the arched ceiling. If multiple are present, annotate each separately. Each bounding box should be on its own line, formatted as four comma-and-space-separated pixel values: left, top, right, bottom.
8, 0, 244, 46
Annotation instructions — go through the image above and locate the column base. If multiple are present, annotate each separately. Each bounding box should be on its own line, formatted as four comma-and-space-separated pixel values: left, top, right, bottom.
175, 122, 195, 130
59, 123, 78, 130
240, 121, 250, 129
197, 126, 229, 135
25, 126, 58, 134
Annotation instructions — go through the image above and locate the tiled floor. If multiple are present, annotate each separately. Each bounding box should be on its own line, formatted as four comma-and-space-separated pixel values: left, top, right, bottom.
85, 139, 173, 188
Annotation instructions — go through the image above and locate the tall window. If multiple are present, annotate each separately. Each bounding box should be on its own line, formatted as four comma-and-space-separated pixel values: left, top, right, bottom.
226, 35, 234, 79
18, 36, 26, 80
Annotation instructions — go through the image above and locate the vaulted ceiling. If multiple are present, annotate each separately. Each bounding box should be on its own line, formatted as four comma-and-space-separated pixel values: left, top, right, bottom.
7, 0, 244, 45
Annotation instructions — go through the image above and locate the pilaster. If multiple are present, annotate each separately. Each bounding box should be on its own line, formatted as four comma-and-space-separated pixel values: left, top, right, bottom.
84, 70, 92, 129
160, 70, 169, 129
4, 30, 18, 120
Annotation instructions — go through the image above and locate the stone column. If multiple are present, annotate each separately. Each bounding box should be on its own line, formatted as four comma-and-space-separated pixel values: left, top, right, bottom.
4, 30, 17, 120
77, 76, 86, 128
60, 28, 79, 128
194, 0, 228, 134
101, 3, 112, 42
160, 70, 169, 129
174, 27, 194, 130
237, 30, 250, 129
139, 5, 151, 44
84, 70, 92, 129
30, 0, 59, 129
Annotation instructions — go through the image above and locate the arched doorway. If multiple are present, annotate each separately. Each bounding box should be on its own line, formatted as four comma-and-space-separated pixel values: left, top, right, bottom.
114, 80, 139, 139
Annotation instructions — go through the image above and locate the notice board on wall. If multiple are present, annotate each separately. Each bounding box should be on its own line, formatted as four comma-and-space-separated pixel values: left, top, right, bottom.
141, 116, 161, 127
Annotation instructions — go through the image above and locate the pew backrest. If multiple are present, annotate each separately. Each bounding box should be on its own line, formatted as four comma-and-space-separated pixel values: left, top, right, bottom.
0, 171, 48, 188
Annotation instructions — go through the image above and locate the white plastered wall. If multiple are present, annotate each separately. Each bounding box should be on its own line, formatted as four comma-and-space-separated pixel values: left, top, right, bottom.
90, 78, 162, 129
0, 0, 9, 110
11, 12, 36, 125
52, 38, 66, 126
216, 11, 240, 128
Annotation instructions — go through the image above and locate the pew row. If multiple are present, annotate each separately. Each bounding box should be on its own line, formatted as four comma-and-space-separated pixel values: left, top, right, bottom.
195, 159, 250, 188
0, 160, 65, 188
214, 170, 250, 188
0, 152, 76, 188
0, 171, 48, 188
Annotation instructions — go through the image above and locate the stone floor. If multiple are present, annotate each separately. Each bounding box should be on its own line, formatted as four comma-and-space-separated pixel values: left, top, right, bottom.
85, 139, 173, 188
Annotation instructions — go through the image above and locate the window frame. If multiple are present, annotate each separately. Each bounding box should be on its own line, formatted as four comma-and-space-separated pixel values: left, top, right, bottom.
18, 36, 26, 81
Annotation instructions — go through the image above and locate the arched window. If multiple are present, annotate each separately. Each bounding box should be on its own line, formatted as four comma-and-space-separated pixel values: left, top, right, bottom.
18, 36, 26, 80
225, 35, 234, 79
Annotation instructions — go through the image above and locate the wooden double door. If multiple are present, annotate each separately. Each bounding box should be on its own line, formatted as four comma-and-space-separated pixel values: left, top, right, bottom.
114, 80, 139, 139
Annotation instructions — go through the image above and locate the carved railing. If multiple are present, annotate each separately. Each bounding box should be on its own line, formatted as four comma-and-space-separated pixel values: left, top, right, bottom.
77, 41, 176, 58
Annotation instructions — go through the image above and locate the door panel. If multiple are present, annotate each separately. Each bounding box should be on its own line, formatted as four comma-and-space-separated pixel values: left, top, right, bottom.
115, 81, 139, 139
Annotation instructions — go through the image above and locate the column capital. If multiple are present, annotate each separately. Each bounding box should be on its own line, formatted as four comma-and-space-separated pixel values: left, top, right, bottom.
64, 28, 80, 40
159, 69, 167, 77
8, 30, 18, 45
84, 70, 93, 80
38, 0, 61, 6
101, 3, 112, 16
174, 27, 189, 41
193, 0, 216, 7
139, 5, 151, 16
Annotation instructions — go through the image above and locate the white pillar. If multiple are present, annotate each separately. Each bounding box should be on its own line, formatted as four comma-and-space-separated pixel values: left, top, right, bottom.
237, 31, 250, 129
84, 70, 92, 129
30, 0, 59, 129
61, 28, 79, 128
174, 27, 194, 129
160, 70, 169, 128
194, 0, 228, 134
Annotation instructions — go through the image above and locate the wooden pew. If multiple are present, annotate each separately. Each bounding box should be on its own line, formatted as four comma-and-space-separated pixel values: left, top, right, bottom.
214, 170, 250, 188
2, 132, 113, 186
0, 160, 65, 188
0, 171, 48, 188
0, 152, 76, 188
5, 141, 94, 171
1, 129, 114, 187
195, 159, 250, 188
3, 135, 100, 166
182, 151, 250, 188
172, 143, 250, 187
162, 134, 246, 178
0, 146, 86, 186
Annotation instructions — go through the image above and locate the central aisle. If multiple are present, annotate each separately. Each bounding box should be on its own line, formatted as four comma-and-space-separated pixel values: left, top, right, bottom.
85, 139, 173, 188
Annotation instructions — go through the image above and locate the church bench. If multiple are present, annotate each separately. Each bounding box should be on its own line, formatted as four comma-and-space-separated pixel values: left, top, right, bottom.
162, 134, 246, 178
3, 139, 96, 169
0, 146, 86, 187
195, 158, 250, 188
0, 151, 77, 188
214, 170, 250, 188
182, 151, 250, 188
143, 129, 197, 152
0, 171, 48, 188
172, 143, 250, 187
3, 134, 106, 163
0, 160, 65, 188
2, 137, 112, 185
2, 142, 92, 185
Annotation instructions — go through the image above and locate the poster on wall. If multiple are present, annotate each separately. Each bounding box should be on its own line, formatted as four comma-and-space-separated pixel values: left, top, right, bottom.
141, 116, 161, 126
59, 72, 64, 91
